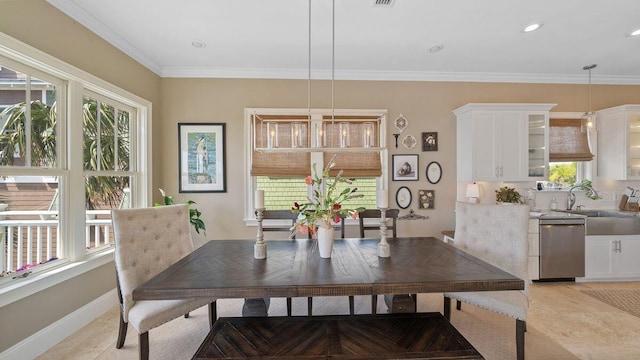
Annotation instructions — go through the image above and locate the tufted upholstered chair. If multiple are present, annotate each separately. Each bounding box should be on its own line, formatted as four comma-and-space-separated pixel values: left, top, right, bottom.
444, 201, 530, 360
112, 204, 216, 360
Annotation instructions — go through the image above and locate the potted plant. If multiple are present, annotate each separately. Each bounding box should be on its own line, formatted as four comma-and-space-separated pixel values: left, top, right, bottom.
155, 189, 206, 235
495, 186, 524, 204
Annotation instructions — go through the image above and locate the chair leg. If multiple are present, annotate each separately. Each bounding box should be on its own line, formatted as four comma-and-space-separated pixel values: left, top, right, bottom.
286, 297, 292, 316
307, 297, 313, 316
516, 319, 526, 360
116, 311, 128, 349
208, 301, 217, 328
411, 293, 417, 312
139, 332, 149, 360
371, 295, 377, 314
456, 299, 462, 310
349, 296, 355, 315
443, 296, 451, 321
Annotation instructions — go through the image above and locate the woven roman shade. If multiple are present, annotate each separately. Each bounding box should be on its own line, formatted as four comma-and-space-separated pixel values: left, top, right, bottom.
549, 118, 594, 161
324, 151, 382, 177
251, 113, 383, 178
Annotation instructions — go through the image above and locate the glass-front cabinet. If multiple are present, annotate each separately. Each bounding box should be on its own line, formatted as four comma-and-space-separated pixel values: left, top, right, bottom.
454, 103, 555, 182
597, 105, 640, 180
528, 114, 548, 178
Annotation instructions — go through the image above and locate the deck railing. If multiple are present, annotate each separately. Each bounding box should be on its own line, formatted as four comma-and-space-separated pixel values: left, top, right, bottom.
0, 210, 113, 275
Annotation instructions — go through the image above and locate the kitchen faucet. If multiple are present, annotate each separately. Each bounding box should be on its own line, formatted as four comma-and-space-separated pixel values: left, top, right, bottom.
566, 183, 598, 210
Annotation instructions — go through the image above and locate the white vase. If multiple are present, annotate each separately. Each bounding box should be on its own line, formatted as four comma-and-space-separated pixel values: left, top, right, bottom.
317, 225, 335, 259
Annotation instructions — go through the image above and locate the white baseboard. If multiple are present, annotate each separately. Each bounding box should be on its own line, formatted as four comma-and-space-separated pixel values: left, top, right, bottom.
0, 288, 117, 360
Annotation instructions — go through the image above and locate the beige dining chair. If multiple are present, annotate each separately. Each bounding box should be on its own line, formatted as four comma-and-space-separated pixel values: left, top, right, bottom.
443, 201, 530, 360
358, 209, 412, 314
112, 204, 216, 360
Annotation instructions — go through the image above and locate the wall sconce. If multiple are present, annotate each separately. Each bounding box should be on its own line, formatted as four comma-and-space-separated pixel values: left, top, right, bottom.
315, 122, 326, 148
291, 122, 303, 148
362, 122, 374, 147
339, 122, 350, 148
267, 122, 278, 148
466, 182, 480, 203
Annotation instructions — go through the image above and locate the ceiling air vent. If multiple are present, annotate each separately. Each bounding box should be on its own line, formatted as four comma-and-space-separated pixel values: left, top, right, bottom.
373, 0, 395, 7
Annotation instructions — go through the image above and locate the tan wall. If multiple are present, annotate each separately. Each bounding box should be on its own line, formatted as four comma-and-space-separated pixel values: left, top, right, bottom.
0, 0, 159, 353
160, 78, 640, 245
3, 0, 640, 354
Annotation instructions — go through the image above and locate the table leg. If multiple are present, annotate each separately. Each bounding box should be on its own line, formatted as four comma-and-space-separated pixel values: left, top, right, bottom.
383, 294, 416, 313
242, 298, 271, 317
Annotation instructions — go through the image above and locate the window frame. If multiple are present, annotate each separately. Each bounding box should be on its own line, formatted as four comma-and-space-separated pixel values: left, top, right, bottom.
0, 32, 152, 305
244, 108, 388, 225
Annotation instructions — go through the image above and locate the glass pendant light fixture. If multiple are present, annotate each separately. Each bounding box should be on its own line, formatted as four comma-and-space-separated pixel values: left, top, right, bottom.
582, 64, 597, 132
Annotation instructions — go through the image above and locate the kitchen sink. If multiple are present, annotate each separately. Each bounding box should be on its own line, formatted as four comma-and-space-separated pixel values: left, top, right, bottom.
556, 209, 640, 235
557, 209, 639, 218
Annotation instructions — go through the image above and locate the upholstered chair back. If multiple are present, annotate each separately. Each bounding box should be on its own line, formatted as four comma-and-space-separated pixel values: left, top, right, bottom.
112, 204, 194, 321
454, 202, 530, 294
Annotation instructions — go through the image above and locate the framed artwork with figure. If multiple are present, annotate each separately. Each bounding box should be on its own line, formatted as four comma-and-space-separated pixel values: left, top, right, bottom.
392, 154, 419, 181
178, 123, 227, 193
422, 132, 438, 151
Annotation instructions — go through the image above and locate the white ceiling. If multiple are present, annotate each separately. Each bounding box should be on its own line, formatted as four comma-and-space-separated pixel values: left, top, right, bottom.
47, 0, 640, 84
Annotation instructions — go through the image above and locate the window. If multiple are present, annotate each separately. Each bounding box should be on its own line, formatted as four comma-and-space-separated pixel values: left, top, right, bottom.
0, 36, 150, 286
245, 108, 387, 221
548, 116, 594, 187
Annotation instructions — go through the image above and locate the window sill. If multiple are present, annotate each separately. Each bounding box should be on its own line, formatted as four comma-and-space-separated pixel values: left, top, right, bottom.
0, 249, 114, 308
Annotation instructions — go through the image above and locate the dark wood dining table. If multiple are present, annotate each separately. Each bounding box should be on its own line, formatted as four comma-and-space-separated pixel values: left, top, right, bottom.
132, 237, 524, 307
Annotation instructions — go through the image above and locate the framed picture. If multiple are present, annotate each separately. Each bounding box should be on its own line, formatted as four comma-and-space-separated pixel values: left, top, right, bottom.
396, 186, 412, 209
392, 154, 419, 181
178, 123, 227, 193
418, 190, 435, 209
426, 161, 442, 184
422, 132, 438, 151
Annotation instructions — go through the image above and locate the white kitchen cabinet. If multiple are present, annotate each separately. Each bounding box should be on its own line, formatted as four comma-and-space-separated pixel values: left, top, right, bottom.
584, 234, 640, 280
597, 104, 640, 180
454, 103, 555, 181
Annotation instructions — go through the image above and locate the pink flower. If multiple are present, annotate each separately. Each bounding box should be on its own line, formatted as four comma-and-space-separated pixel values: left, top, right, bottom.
297, 224, 308, 234
334, 215, 341, 223
305, 176, 313, 185
351, 211, 359, 220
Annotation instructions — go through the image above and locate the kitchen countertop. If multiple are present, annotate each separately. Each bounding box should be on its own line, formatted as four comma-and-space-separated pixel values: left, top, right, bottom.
529, 210, 588, 220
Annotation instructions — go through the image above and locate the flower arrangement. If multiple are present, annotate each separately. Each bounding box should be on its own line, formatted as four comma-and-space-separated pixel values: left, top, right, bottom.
291, 156, 365, 236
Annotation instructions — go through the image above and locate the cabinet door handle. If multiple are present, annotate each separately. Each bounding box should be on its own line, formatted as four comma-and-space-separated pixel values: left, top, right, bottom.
499, 166, 503, 177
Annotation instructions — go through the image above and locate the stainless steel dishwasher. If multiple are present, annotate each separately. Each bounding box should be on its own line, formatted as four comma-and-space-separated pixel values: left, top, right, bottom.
539, 218, 586, 280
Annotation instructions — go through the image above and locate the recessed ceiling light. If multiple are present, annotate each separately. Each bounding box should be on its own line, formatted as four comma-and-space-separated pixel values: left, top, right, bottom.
427, 44, 444, 53
191, 39, 207, 48
630, 28, 640, 37
522, 23, 542, 33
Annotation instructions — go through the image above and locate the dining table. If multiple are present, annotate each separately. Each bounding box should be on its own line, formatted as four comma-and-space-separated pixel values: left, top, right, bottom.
132, 236, 524, 314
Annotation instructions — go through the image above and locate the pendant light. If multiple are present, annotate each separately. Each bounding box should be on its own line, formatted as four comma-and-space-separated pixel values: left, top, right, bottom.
582, 64, 597, 131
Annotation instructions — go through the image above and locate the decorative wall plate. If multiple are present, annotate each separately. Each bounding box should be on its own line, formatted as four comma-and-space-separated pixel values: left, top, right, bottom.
402, 135, 417, 149
394, 114, 408, 132
396, 186, 412, 209
426, 161, 442, 184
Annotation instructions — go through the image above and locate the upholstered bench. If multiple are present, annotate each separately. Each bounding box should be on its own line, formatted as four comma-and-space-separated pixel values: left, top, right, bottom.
192, 312, 483, 359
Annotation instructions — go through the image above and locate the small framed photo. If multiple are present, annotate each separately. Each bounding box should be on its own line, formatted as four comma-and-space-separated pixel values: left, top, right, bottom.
418, 190, 435, 209
421, 132, 438, 151
178, 123, 227, 193
392, 154, 419, 181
